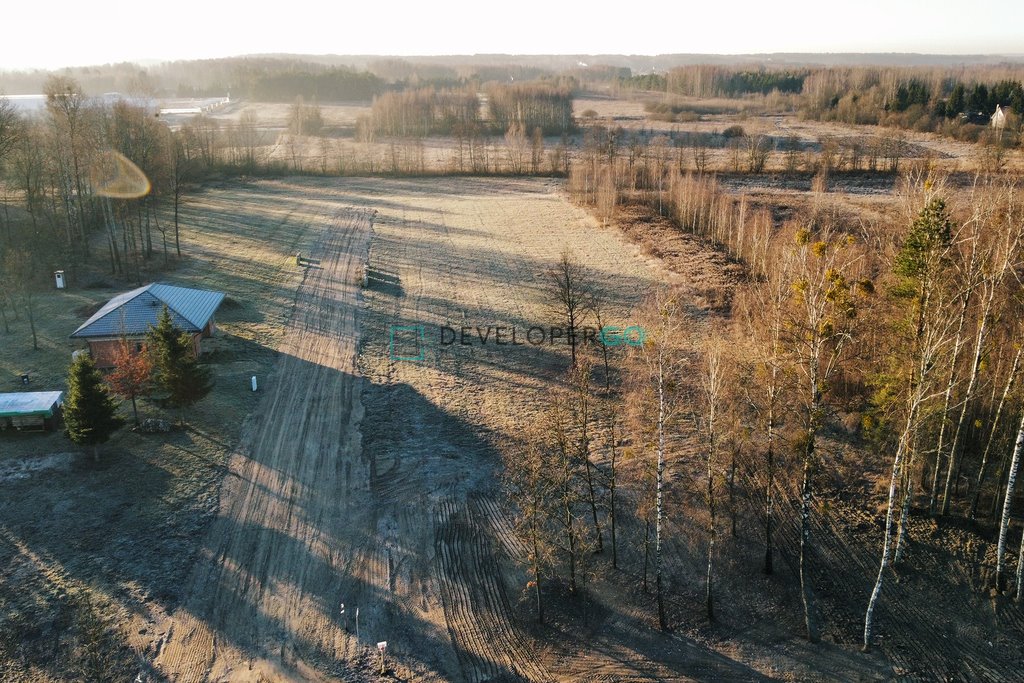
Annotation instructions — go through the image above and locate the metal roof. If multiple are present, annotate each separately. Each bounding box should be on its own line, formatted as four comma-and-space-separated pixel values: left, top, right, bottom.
70, 283, 225, 339
0, 391, 63, 418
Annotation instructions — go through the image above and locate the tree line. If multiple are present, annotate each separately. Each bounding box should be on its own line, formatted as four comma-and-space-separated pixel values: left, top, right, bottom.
619, 63, 1024, 143
0, 75, 212, 294
510, 136, 1024, 650
365, 83, 575, 138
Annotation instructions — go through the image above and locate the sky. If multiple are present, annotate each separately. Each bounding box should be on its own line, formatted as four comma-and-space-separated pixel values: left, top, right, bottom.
2, 0, 1022, 70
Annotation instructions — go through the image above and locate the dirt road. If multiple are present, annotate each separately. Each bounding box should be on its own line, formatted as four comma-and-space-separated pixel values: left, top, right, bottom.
156, 207, 372, 681
146, 177, 915, 682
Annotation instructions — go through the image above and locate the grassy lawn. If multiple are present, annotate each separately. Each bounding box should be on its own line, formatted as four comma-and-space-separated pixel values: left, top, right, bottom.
0, 180, 317, 679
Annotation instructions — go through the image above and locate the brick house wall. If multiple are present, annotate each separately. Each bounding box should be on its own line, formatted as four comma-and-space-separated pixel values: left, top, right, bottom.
87, 332, 203, 369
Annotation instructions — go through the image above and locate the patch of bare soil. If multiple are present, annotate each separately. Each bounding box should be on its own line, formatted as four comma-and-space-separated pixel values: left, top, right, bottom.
610, 203, 742, 311
0, 452, 73, 483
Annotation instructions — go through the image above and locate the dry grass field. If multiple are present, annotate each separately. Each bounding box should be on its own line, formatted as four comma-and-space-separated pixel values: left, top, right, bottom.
575, 95, 1024, 175
3, 173, 1024, 681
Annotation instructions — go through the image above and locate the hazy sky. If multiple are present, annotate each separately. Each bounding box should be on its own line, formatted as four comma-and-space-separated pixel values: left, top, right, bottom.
3, 0, 1022, 70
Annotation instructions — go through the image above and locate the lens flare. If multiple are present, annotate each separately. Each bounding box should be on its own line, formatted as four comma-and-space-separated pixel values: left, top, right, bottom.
89, 150, 151, 199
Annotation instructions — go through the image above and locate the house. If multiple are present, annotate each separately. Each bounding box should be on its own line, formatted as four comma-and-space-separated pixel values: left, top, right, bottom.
0, 391, 63, 432
70, 283, 225, 368
992, 104, 1015, 130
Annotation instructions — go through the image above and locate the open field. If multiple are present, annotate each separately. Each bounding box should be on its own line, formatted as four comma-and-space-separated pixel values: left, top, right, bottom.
574, 95, 1024, 175
3, 175, 1024, 681
138, 177, 897, 681
169, 94, 1022, 189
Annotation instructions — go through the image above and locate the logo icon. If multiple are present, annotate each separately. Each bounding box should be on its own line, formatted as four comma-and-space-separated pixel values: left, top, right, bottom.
389, 325, 425, 362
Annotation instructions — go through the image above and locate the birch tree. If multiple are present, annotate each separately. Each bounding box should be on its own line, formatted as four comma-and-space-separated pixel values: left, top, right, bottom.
864, 268, 955, 649
783, 226, 862, 642
698, 343, 725, 621
970, 336, 1023, 519
739, 263, 790, 575
940, 196, 1023, 514
995, 414, 1024, 592
631, 289, 685, 630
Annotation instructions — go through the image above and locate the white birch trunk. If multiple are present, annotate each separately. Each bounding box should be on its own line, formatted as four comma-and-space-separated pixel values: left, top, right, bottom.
995, 413, 1024, 591
971, 346, 1022, 518
864, 411, 915, 650
941, 315, 989, 514
655, 343, 667, 630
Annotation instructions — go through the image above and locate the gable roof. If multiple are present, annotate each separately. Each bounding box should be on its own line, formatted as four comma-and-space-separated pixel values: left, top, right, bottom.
71, 283, 224, 339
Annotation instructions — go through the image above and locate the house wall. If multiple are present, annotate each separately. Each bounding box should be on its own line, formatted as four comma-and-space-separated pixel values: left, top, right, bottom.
88, 339, 128, 369
87, 333, 202, 368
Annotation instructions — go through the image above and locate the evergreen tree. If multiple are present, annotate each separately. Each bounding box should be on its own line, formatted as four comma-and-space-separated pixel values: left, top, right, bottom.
146, 306, 213, 425
64, 354, 124, 461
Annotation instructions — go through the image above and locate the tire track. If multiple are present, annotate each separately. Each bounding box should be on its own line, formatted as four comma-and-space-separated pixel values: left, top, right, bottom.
155, 207, 372, 682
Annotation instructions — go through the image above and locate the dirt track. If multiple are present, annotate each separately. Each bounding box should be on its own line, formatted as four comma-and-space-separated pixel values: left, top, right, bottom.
156, 207, 371, 681
143, 177, 1004, 682
150, 177, 679, 681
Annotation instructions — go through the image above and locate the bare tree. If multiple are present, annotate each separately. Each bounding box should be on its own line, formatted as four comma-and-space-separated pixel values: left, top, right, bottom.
547, 248, 592, 368
995, 413, 1024, 592
505, 123, 528, 174
0, 95, 22, 244
1, 248, 40, 350
504, 422, 556, 623
570, 358, 604, 552
45, 75, 94, 259
739, 265, 789, 574
631, 290, 686, 630
745, 134, 772, 173
698, 343, 725, 621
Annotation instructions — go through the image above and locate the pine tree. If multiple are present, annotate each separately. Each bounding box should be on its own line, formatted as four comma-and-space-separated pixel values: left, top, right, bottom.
64, 354, 124, 461
147, 306, 213, 425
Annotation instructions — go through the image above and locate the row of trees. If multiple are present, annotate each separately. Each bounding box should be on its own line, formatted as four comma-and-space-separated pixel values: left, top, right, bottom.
366, 87, 481, 137
621, 64, 1024, 140
365, 83, 575, 138
64, 307, 213, 458
0, 76, 203, 298
661, 66, 807, 97
530, 139, 1024, 648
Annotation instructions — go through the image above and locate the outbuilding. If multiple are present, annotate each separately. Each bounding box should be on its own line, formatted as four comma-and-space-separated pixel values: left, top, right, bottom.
0, 391, 64, 432
70, 283, 225, 368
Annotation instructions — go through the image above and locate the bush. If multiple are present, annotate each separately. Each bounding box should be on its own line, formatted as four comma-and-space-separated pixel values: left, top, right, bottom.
721, 125, 746, 139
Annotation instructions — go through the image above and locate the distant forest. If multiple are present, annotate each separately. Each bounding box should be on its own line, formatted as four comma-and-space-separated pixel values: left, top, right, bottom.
4, 57, 1023, 140
618, 64, 1024, 138
0, 57, 573, 102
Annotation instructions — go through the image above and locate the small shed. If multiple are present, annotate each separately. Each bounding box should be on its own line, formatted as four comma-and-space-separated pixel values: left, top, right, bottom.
0, 391, 64, 432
